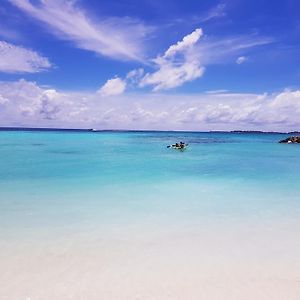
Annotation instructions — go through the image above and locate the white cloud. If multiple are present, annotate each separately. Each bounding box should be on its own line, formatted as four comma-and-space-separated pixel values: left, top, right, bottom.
9, 0, 152, 62
140, 59, 205, 91
0, 41, 51, 73
164, 28, 203, 57
97, 29, 266, 94
140, 28, 205, 91
0, 94, 9, 104
98, 77, 126, 97
137, 28, 271, 91
1, 79, 300, 132
236, 56, 247, 64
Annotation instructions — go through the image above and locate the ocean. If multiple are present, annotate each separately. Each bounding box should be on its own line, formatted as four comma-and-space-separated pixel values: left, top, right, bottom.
0, 130, 299, 299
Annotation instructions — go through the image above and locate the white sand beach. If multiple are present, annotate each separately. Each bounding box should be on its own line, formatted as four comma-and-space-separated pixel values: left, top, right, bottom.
1, 217, 299, 300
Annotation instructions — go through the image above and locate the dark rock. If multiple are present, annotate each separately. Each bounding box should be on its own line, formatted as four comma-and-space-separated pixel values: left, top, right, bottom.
279, 136, 300, 144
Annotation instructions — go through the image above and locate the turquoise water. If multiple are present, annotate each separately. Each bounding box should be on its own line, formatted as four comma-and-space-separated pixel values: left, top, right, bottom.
1, 130, 299, 236
1, 130, 300, 299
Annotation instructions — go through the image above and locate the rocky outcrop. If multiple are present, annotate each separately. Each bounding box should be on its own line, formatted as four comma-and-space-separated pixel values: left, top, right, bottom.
279, 136, 300, 144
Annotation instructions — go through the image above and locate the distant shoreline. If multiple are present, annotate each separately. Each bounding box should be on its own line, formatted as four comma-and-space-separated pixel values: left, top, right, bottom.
0, 126, 299, 134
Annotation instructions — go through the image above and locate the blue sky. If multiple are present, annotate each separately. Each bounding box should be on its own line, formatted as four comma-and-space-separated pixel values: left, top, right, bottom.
0, 0, 300, 130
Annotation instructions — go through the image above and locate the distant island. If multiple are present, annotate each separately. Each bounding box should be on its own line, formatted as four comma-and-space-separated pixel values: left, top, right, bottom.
230, 130, 300, 134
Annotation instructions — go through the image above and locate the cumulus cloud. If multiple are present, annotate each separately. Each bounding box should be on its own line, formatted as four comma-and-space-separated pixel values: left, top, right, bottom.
137, 28, 271, 91
9, 0, 151, 61
0, 41, 51, 73
236, 56, 247, 64
98, 77, 127, 97
164, 28, 203, 57
1, 79, 300, 131
140, 28, 205, 91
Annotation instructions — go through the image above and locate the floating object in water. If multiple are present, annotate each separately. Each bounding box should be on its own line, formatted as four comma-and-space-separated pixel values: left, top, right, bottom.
167, 142, 189, 150
279, 136, 300, 144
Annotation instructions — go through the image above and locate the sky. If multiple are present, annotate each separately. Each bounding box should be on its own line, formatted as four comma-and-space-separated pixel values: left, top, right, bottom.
0, 0, 300, 131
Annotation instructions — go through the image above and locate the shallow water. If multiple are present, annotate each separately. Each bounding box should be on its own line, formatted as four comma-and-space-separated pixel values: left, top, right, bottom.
0, 130, 300, 299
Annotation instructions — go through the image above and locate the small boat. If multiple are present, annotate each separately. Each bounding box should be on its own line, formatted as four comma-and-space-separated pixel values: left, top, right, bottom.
172, 145, 188, 151
167, 142, 189, 150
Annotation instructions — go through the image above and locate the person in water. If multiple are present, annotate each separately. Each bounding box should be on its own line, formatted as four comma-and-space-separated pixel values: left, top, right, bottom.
167, 142, 187, 148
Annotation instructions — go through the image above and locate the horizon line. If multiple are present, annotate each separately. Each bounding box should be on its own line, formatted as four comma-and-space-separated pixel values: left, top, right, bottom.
0, 126, 298, 134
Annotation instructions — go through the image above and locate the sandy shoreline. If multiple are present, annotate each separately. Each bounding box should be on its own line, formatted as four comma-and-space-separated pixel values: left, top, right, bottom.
1, 219, 299, 300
